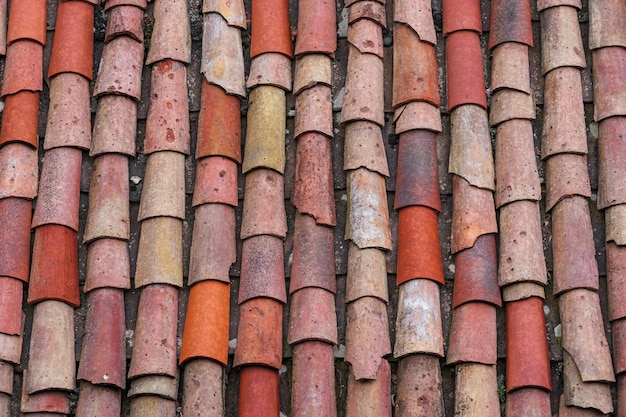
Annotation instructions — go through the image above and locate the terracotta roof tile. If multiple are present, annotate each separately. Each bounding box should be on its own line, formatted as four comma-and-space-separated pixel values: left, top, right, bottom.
346, 243, 388, 303
294, 0, 337, 56
393, 25, 439, 108
93, 35, 144, 100
129, 395, 176, 416
145, 0, 191, 65
291, 342, 336, 417
104, 0, 147, 10
290, 213, 336, 293
0, 362, 12, 394
397, 206, 444, 285
104, 5, 144, 43
345, 296, 391, 380
83, 154, 130, 243
0, 198, 32, 282
84, 238, 131, 291
592, 47, 626, 122
188, 203, 236, 285
134, 217, 183, 287
559, 289, 615, 384
0, 313, 23, 364
91, 95, 138, 157
489, 89, 536, 126
537, 0, 581, 11
74, 381, 121, 417
445, 31, 487, 110
541, 67, 587, 158
545, 154, 591, 211
0, 91, 40, 148
249, 0, 292, 58
25, 301, 75, 393
490, 43, 532, 94
606, 241, 626, 321
180, 280, 230, 365
196, 80, 241, 162
47, 0, 94, 79
488, 0, 533, 48
1, 40, 43, 96
28, 225, 79, 307
293, 54, 332, 95
343, 121, 389, 177
495, 120, 542, 207
31, 147, 82, 231
393, 0, 437, 45
201, 13, 246, 97
453, 363, 500, 417
233, 298, 283, 369
449, 105, 495, 190
203, 0, 247, 29
181, 359, 223, 417
348, 1, 386, 27
452, 234, 501, 307
450, 175, 498, 254
562, 350, 613, 414
241, 169, 287, 239
612, 317, 626, 374
502, 281, 546, 302
128, 374, 178, 400
238, 366, 280, 416
540, 6, 586, 74
292, 133, 336, 225
394, 278, 444, 357
393, 101, 442, 133
442, 0, 482, 35
505, 388, 551, 417
6, 0, 46, 46
619, 378, 626, 417
345, 0, 385, 6
345, 360, 391, 416
0, 1, 5, 55
294, 86, 333, 139
20, 372, 70, 413
128, 284, 178, 379
348, 19, 383, 58
447, 302, 497, 365
589, 0, 626, 49
0, 143, 38, 200
498, 200, 547, 287
605, 204, 626, 246
241, 86, 287, 174
77, 288, 126, 388
238, 235, 286, 303
0, 277, 22, 335
395, 130, 440, 210
137, 151, 185, 221
288, 287, 337, 344
395, 355, 444, 416
598, 117, 626, 209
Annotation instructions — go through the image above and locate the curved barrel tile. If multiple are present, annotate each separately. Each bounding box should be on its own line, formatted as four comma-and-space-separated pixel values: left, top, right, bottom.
0, 91, 40, 148
104, 5, 144, 43
606, 204, 626, 246
395, 355, 444, 417
134, 217, 183, 287
104, 0, 148, 9
592, 47, 626, 122
233, 298, 283, 369
505, 388, 551, 417
393, 0, 437, 45
294, 86, 333, 139
241, 169, 287, 239
180, 280, 230, 365
6, 0, 46, 46
613, 318, 626, 374
452, 234, 501, 307
489, 89, 536, 126
589, 0, 626, 49
453, 363, 500, 417
442, 0, 482, 35
490, 43, 531, 94
247, 53, 292, 91
91, 95, 138, 157
544, 154, 591, 211
537, 0, 581, 11
0, 143, 38, 200
203, 0, 246, 29
488, 0, 533, 48
238, 235, 287, 304
0, 323, 23, 364
0, 198, 32, 282
0, 277, 22, 335
345, 360, 391, 417
75, 381, 121, 417
238, 367, 280, 417
295, 0, 337, 56
343, 121, 389, 177
291, 342, 336, 417
137, 151, 186, 221
562, 350, 613, 414
346, 243, 388, 303
129, 395, 176, 417
128, 374, 178, 400
293, 54, 332, 95
93, 36, 143, 100
182, 359, 224, 417
84, 238, 131, 291
446, 302, 497, 365
445, 31, 487, 111
598, 117, 626, 209
249, 0, 292, 58
540, 6, 586, 74
502, 282, 546, 302
348, 1, 386, 27
393, 101, 442, 134
606, 241, 626, 321
347, 19, 383, 58
145, 0, 191, 64
1, 40, 43, 97
192, 157, 238, 207
20, 372, 70, 413
288, 287, 338, 344
0, 363, 12, 394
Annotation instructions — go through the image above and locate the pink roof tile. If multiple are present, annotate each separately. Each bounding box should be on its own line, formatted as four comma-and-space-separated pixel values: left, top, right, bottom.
288, 287, 337, 344
505, 389, 551, 417
447, 302, 497, 365
181, 359, 224, 417
540, 5, 586, 74
0, 362, 12, 395
0, 277, 22, 335
445, 31, 487, 110
348, 19, 383, 57
240, 169, 287, 239
0, 314, 23, 364
606, 242, 626, 321
345, 361, 391, 417
247, 52, 292, 91
343, 121, 389, 177
393, 101, 442, 134
104, 0, 147, 10
233, 298, 283, 369
340, 46, 385, 126
1, 40, 43, 96
488, 0, 533, 48
544, 154, 591, 211
393, 0, 437, 45
74, 381, 122, 417
93, 35, 144, 100
598, 117, 626, 209
490, 43, 532, 94
104, 5, 144, 43
442, 0, 482, 35
294, 86, 333, 139
589, 0, 626, 49
20, 371, 70, 413
145, 0, 191, 65
291, 342, 336, 417
592, 47, 626, 122
238, 235, 287, 303
346, 243, 388, 303
0, 143, 38, 200
0, 198, 32, 282
395, 355, 443, 416
84, 238, 131, 291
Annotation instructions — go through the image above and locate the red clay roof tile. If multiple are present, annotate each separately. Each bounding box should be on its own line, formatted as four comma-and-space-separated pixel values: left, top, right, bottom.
1, 40, 43, 96
288, 287, 337, 344
6, 0, 46, 46
343, 121, 389, 177
104, 0, 147, 10
452, 234, 501, 307
203, 0, 247, 29
47, 0, 94, 79
394, 278, 444, 357
488, 0, 533, 48
346, 243, 388, 303
442, 0, 482, 35
238, 366, 280, 417
249, 0, 292, 58
606, 204, 626, 246
445, 31, 487, 111
247, 52, 292, 92
393, 101, 442, 133
348, 19, 383, 58
540, 6, 586, 75
238, 235, 286, 303
598, 117, 626, 209
25, 300, 75, 393
606, 242, 626, 321
345, 296, 391, 380
0, 314, 23, 364
0, 91, 40, 148
345, 360, 391, 416
0, 277, 22, 335
84, 238, 131, 291
28, 225, 79, 307
562, 350, 613, 414
128, 284, 178, 379
292, 133, 336, 226
0, 362, 12, 395
74, 381, 121, 417
290, 213, 336, 293
447, 302, 497, 365
345, 0, 385, 6
291, 342, 336, 417
145, 0, 191, 65
128, 374, 178, 400
537, 0, 581, 10
91, 95, 138, 157
241, 169, 287, 239
502, 282, 546, 302
494, 120, 542, 207
293, 54, 332, 96
196, 80, 241, 162
454, 363, 501, 416
0, 198, 32, 282
592, 47, 626, 122
589, 0, 626, 49
137, 151, 186, 221
129, 395, 176, 416
134, 217, 183, 288
188, 204, 236, 285
77, 288, 126, 388
294, 0, 337, 56
545, 154, 591, 211
612, 317, 626, 374
0, 143, 38, 200
233, 298, 283, 369
395, 354, 443, 416
93, 35, 143, 100
489, 89, 536, 126
490, 43, 532, 94
349, 1, 386, 27
498, 201, 547, 287
202, 13, 246, 97
294, 86, 333, 139
31, 147, 82, 231
20, 373, 70, 413
394, 0, 437, 45
104, 5, 144, 43
397, 206, 444, 285
505, 388, 551, 417
181, 359, 224, 416
393, 25, 439, 108
0, 2, 5, 55
180, 280, 230, 365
